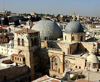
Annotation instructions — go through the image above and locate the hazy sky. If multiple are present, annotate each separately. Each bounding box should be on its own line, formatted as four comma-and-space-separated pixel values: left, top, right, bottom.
0, 0, 100, 16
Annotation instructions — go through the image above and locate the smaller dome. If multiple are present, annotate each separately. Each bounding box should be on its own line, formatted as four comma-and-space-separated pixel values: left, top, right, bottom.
82, 53, 89, 59
65, 21, 84, 33
9, 40, 14, 46
87, 53, 99, 63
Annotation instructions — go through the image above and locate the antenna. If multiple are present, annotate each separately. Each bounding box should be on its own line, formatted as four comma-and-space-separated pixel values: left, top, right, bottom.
45, 11, 47, 17
45, 11, 47, 15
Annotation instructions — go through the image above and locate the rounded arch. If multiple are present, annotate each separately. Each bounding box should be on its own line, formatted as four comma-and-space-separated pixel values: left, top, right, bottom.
18, 50, 24, 55
53, 57, 58, 66
50, 55, 61, 63
50, 55, 61, 71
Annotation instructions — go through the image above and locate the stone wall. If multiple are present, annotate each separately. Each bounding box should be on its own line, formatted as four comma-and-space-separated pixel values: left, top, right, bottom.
70, 43, 78, 54
63, 32, 85, 43
67, 58, 86, 70
75, 58, 86, 70
63, 32, 71, 42
80, 42, 98, 53
0, 66, 29, 82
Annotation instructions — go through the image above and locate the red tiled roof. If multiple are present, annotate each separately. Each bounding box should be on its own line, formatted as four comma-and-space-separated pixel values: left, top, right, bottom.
75, 79, 94, 82
0, 28, 3, 30
1, 25, 9, 28
50, 80, 60, 82
0, 35, 5, 37
15, 28, 39, 33
32, 75, 61, 82
39, 75, 48, 78
11, 54, 24, 58
3, 37, 7, 39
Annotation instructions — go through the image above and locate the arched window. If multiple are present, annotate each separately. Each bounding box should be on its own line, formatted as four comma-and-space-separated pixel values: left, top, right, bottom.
31, 39, 34, 46
22, 39, 24, 46
34, 38, 37, 46
18, 38, 20, 46
65, 36, 66, 40
79, 66, 81, 69
80, 36, 83, 41
9, 28, 11, 32
53, 58, 58, 66
72, 36, 75, 40
36, 39, 39, 46
44, 37, 48, 40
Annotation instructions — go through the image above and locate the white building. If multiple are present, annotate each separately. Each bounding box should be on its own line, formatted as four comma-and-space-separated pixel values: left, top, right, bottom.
0, 40, 14, 55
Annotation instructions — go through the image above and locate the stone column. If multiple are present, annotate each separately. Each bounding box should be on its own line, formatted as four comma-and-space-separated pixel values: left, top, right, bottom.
59, 63, 64, 73
50, 60, 53, 70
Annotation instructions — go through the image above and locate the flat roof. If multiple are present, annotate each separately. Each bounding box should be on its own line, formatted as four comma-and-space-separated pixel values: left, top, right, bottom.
15, 28, 39, 34
11, 54, 24, 58
0, 56, 11, 70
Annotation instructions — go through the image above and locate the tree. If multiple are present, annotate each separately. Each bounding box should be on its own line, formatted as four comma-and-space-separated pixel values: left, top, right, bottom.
3, 16, 9, 25
14, 20, 20, 26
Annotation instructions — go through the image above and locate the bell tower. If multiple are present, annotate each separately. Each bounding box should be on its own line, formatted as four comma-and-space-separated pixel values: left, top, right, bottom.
72, 11, 76, 21
13, 28, 40, 80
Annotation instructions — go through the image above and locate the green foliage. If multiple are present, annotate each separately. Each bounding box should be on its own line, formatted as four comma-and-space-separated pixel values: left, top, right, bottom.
3, 16, 9, 25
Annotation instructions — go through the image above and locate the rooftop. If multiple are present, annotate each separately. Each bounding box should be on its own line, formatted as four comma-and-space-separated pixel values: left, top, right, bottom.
32, 75, 61, 82
15, 28, 39, 34
11, 54, 24, 58
57, 41, 78, 45
0, 25, 9, 28
65, 21, 84, 33
32, 19, 62, 40
0, 56, 12, 70
75, 79, 94, 82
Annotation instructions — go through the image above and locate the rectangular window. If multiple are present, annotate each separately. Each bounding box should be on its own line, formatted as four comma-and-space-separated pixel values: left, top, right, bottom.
17, 58, 19, 60
15, 57, 16, 60
20, 58, 21, 61
23, 58, 25, 61
22, 39, 24, 46
72, 36, 75, 40
18, 38, 20, 46
65, 36, 66, 40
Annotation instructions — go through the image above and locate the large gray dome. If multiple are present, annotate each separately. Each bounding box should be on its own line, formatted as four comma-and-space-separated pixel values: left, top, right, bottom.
65, 21, 84, 33
32, 20, 62, 40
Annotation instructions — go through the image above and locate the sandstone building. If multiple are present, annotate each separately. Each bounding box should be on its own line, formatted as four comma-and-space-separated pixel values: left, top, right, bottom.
0, 14, 100, 81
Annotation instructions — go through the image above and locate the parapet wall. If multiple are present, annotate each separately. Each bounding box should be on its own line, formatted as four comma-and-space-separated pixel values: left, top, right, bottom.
0, 66, 29, 82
